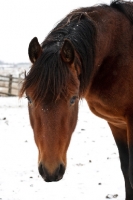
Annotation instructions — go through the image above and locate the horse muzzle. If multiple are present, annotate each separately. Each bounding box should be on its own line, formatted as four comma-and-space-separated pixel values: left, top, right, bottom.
38, 162, 65, 182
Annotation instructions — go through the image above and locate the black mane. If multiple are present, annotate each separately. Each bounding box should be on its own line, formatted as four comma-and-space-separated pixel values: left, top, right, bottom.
111, 0, 133, 23
40, 11, 96, 97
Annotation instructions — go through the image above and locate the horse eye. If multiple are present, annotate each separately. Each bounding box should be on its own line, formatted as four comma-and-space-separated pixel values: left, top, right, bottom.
26, 96, 32, 104
70, 96, 78, 105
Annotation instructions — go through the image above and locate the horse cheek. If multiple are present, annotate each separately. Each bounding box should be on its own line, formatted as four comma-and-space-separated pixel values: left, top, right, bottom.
66, 103, 79, 149
70, 103, 79, 133
28, 105, 34, 128
28, 105, 42, 150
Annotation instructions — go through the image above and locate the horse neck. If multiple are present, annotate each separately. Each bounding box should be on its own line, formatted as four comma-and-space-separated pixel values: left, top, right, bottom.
93, 8, 132, 69
82, 7, 133, 96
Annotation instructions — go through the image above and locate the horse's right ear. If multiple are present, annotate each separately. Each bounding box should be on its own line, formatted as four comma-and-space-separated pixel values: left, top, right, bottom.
28, 37, 42, 64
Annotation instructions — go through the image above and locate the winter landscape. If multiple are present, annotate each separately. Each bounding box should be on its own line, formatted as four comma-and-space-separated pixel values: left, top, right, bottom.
0, 0, 126, 199
0, 97, 125, 200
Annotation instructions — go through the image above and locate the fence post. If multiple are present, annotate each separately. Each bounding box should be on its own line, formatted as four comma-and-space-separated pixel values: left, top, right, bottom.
18, 72, 23, 95
8, 74, 12, 96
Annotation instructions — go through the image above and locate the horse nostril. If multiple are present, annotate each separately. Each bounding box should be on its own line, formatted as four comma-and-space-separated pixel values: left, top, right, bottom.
59, 164, 65, 176
38, 163, 44, 177
56, 164, 65, 181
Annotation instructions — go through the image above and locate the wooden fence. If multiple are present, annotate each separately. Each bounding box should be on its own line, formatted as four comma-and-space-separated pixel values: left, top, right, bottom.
0, 73, 24, 96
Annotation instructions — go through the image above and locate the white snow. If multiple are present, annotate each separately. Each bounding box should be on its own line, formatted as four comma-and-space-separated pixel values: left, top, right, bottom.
0, 97, 125, 200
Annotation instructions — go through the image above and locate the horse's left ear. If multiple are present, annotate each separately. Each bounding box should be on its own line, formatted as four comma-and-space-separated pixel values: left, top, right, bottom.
60, 39, 74, 63
28, 37, 42, 64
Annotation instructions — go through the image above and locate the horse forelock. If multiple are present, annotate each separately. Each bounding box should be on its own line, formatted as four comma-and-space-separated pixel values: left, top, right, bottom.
20, 47, 71, 105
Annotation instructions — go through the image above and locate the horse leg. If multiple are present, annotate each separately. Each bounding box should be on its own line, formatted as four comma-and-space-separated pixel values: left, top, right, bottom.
108, 123, 133, 200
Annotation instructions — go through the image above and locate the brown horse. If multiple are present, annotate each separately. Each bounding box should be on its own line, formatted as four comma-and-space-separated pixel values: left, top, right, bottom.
20, 0, 133, 199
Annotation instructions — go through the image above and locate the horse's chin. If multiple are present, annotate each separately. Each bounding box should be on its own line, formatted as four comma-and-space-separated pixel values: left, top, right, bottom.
43, 175, 64, 182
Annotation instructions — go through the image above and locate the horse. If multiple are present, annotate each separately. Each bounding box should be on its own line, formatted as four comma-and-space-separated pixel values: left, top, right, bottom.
20, 0, 133, 199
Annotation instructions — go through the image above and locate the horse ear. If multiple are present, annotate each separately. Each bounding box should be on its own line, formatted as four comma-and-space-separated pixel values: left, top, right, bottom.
28, 37, 42, 63
60, 39, 74, 63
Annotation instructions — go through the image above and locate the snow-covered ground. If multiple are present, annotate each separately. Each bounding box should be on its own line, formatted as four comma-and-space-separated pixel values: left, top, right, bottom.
0, 97, 125, 200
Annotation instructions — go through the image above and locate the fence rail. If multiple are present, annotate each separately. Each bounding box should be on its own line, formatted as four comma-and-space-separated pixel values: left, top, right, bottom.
0, 73, 24, 96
